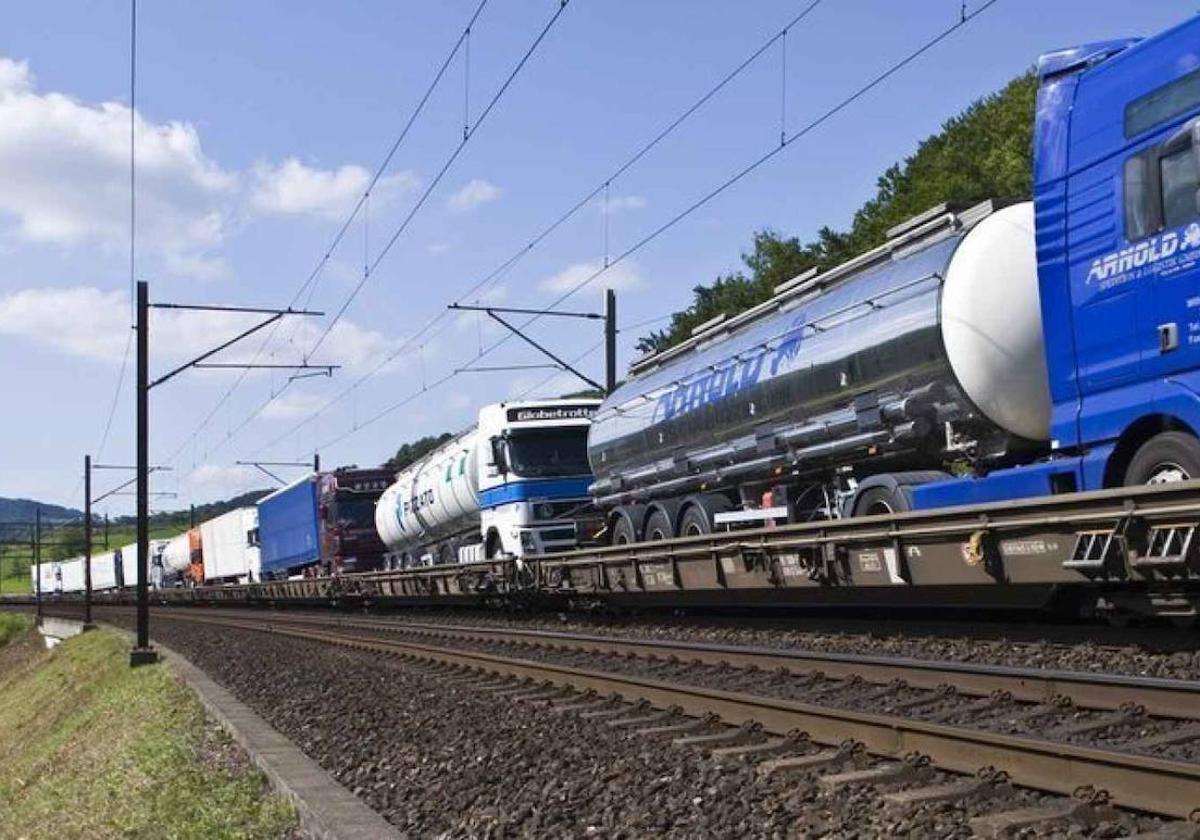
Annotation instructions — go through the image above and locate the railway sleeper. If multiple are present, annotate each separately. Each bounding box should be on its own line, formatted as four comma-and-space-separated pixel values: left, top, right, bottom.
636, 712, 720, 738
925, 690, 1013, 724
1122, 721, 1200, 751
968, 789, 1117, 839
606, 708, 678, 729
881, 775, 1000, 810
673, 720, 764, 749
1125, 822, 1200, 840
1044, 702, 1145, 739
756, 741, 864, 778
578, 696, 643, 720
818, 757, 934, 791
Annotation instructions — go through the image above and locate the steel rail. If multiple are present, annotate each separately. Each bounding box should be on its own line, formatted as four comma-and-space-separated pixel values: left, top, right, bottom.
160, 609, 1200, 720
157, 611, 1200, 818
282, 616, 1200, 720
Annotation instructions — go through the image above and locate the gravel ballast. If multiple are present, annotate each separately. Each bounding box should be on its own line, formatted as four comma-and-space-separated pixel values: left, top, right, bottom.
135, 614, 1163, 838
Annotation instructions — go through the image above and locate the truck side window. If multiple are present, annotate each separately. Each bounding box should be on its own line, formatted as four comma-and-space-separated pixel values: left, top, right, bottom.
1126, 66, 1200, 138
1160, 140, 1200, 228
1124, 153, 1154, 240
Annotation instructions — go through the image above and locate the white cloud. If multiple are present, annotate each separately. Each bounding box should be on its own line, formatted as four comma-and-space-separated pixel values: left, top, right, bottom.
0, 284, 403, 375
260, 389, 329, 420
186, 463, 263, 493
447, 178, 500, 212
0, 286, 130, 361
540, 259, 643, 295
0, 57, 236, 278
427, 241, 451, 256
601, 194, 646, 214
250, 158, 418, 220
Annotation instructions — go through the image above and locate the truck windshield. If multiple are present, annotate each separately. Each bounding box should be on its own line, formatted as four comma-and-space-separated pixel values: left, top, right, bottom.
506, 428, 591, 478
333, 497, 376, 528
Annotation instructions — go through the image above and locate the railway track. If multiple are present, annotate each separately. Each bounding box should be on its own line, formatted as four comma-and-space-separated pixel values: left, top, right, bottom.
149, 609, 1200, 831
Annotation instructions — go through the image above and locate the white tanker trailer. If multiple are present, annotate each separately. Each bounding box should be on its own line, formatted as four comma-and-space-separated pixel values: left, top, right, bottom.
376, 399, 601, 567
588, 200, 1053, 542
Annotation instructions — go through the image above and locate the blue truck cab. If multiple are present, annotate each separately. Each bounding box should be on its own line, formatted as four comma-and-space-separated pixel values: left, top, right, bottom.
915, 17, 1200, 508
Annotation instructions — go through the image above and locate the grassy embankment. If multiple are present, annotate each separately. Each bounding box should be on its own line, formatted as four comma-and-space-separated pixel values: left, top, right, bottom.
0, 616, 296, 838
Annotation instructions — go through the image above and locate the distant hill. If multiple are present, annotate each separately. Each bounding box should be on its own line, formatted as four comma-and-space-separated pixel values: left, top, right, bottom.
107, 488, 272, 529
0, 497, 83, 524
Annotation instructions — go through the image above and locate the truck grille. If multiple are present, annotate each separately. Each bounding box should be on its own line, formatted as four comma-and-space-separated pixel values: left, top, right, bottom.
539, 526, 577, 544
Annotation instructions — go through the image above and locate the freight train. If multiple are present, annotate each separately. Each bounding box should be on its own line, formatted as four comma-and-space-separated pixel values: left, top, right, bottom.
35, 467, 394, 595
27, 14, 1200, 620
588, 17, 1200, 544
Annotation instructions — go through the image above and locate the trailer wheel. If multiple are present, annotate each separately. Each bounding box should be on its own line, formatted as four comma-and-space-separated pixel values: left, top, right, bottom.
1124, 432, 1200, 485
643, 509, 673, 541
678, 496, 730, 538
852, 485, 910, 517
611, 515, 638, 545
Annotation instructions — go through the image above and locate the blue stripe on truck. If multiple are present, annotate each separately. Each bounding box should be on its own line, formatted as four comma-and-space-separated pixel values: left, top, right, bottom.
478, 477, 592, 509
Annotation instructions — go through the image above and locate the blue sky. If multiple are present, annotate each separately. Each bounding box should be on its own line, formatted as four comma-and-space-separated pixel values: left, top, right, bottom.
0, 0, 1189, 513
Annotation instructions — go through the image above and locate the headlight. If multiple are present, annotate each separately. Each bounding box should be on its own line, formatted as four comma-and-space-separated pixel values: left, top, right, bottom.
537, 503, 555, 520
519, 531, 537, 551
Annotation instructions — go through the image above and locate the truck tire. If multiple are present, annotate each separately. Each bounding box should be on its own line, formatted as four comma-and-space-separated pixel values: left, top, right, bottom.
643, 508, 674, 541
678, 496, 731, 538
611, 514, 639, 545
1124, 432, 1200, 485
852, 485, 911, 517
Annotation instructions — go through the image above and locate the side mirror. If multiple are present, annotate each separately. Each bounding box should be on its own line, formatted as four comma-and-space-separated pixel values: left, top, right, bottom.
489, 438, 508, 476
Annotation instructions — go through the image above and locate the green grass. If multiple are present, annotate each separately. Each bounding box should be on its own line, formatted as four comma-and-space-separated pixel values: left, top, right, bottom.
0, 626, 297, 839
0, 612, 29, 646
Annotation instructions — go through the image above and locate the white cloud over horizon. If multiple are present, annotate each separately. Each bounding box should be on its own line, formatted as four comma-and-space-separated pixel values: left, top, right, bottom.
0, 284, 403, 376
250, 158, 419, 220
446, 178, 500, 212
0, 57, 237, 279
601, 194, 646, 214
540, 259, 643, 296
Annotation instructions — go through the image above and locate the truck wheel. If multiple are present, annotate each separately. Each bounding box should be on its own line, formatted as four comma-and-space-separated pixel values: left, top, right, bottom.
1125, 432, 1200, 485
852, 485, 910, 517
611, 515, 638, 545
643, 509, 673, 541
679, 506, 712, 537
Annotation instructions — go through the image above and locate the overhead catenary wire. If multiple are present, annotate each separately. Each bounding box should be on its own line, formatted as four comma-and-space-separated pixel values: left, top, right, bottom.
171, 0, 569, 479
246, 1, 828, 457
159, 0, 491, 474
283, 0, 1000, 458
72, 0, 138, 509
304, 0, 573, 362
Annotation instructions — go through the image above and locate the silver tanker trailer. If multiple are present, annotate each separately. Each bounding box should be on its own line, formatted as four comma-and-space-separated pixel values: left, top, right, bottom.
587, 200, 1052, 543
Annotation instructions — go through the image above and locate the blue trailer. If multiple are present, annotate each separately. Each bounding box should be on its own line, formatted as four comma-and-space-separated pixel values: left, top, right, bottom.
257, 475, 320, 578
589, 14, 1200, 542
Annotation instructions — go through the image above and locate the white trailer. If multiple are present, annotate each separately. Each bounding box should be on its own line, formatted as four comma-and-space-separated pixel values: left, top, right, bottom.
376, 399, 600, 567
31, 561, 60, 594
116, 540, 166, 588
199, 507, 261, 583
59, 558, 85, 593
90, 551, 119, 591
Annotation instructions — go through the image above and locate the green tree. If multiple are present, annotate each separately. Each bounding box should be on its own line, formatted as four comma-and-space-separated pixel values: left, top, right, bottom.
383, 433, 453, 472
638, 72, 1037, 353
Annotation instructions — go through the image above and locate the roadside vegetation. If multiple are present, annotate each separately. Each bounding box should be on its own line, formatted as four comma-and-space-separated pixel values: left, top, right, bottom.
0, 611, 28, 646
0, 625, 296, 839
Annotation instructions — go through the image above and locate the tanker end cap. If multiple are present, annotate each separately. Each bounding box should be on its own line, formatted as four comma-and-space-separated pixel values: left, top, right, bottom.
940, 201, 1051, 442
